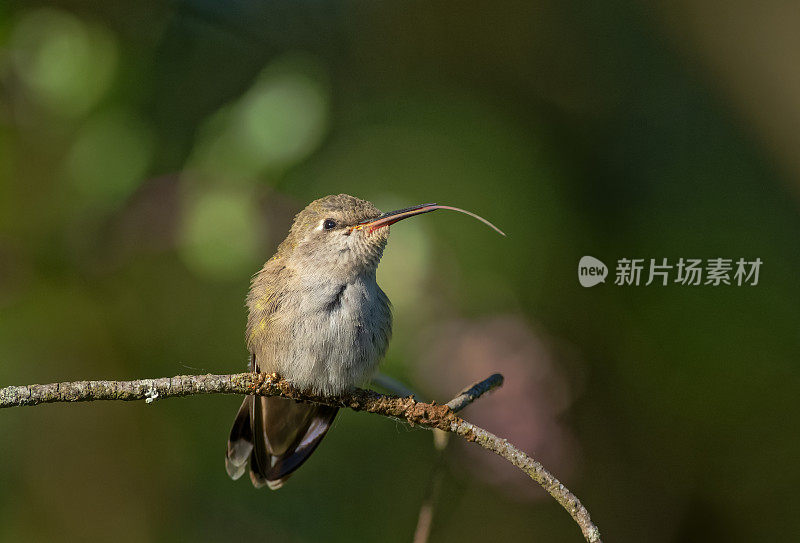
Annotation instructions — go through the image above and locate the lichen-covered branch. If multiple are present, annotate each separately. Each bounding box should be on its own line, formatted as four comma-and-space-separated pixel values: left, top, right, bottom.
451, 420, 601, 542
0, 372, 601, 542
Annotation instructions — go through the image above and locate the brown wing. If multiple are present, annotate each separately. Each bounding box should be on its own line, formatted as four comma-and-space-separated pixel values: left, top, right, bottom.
245, 258, 288, 355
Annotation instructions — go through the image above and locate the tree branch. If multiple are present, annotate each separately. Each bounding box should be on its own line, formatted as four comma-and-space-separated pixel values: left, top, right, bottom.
445, 373, 504, 411
0, 372, 601, 542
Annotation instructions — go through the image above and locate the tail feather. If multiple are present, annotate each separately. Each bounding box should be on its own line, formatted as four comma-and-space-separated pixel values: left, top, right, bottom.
263, 406, 337, 487
226, 395, 338, 489
225, 396, 254, 480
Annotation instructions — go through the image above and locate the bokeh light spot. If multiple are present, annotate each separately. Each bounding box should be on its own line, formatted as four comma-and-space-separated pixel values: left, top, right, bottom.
188, 53, 328, 183
10, 8, 117, 118
179, 188, 261, 281
65, 110, 153, 212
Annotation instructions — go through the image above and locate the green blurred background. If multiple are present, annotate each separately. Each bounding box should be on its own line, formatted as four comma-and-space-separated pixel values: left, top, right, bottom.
1, 1, 799, 541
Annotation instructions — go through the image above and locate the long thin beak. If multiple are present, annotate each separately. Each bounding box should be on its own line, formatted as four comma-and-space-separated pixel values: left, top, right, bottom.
350, 203, 505, 236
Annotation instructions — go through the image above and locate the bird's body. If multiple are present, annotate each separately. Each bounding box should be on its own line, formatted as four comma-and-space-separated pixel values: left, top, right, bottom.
245, 255, 392, 396
226, 194, 392, 489
226, 194, 503, 489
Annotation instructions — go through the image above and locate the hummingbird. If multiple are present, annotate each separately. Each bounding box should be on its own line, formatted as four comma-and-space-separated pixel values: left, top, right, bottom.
225, 194, 503, 489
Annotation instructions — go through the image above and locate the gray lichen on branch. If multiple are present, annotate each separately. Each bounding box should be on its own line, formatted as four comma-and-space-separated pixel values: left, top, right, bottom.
0, 372, 601, 543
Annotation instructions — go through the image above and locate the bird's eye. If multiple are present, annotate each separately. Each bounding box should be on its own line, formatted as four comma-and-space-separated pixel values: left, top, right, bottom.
323, 219, 337, 230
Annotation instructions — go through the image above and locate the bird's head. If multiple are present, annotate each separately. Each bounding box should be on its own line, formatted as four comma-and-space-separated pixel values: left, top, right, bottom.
277, 193, 504, 279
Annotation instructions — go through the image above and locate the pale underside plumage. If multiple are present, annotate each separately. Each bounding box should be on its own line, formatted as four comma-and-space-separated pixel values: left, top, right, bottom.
226, 194, 393, 488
